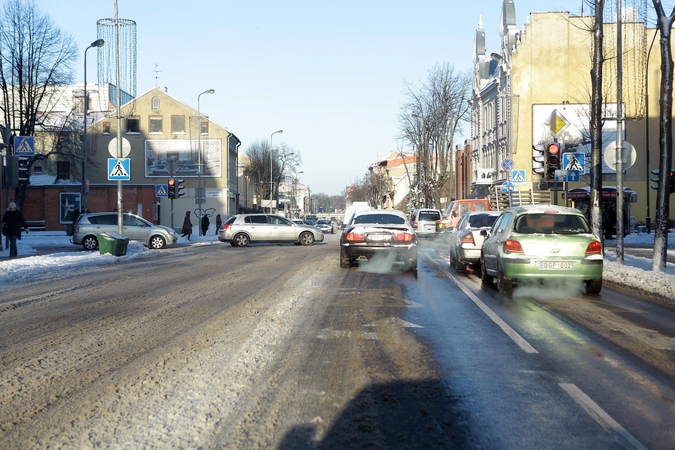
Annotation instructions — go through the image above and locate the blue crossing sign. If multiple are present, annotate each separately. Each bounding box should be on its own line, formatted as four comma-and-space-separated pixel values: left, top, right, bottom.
563, 153, 585, 173
108, 158, 131, 181
511, 169, 526, 183
156, 184, 168, 197
14, 136, 35, 155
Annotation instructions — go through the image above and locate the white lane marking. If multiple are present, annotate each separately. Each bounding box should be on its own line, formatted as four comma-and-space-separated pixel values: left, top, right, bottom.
559, 383, 648, 450
425, 254, 539, 354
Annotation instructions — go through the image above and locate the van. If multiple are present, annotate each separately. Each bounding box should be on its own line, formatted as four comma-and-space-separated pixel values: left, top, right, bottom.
436, 199, 491, 234
410, 208, 442, 238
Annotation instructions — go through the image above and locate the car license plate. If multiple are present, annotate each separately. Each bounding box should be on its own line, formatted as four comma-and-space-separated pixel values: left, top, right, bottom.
369, 234, 391, 241
538, 261, 575, 270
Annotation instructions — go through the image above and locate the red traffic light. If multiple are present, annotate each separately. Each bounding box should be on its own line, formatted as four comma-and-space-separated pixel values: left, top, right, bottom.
168, 178, 175, 187
547, 143, 560, 155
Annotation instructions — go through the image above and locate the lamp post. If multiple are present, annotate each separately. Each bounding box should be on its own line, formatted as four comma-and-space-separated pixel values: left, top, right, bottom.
82, 38, 104, 212
197, 88, 215, 234
270, 129, 283, 213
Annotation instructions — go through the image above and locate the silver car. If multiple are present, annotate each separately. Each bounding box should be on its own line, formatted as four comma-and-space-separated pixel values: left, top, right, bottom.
410, 208, 442, 238
448, 211, 501, 271
218, 213, 324, 247
72, 212, 178, 250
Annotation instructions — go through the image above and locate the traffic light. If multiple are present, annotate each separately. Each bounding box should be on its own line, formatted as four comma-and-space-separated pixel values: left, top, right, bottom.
532, 144, 545, 176
546, 143, 561, 178
7, 155, 19, 187
18, 156, 29, 184
651, 169, 660, 190
176, 179, 185, 198
167, 178, 176, 199
669, 170, 675, 193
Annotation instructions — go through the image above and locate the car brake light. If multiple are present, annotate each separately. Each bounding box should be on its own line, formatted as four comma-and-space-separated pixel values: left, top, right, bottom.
461, 233, 475, 245
223, 223, 232, 230
585, 240, 601, 255
393, 232, 414, 242
346, 232, 366, 242
503, 239, 523, 253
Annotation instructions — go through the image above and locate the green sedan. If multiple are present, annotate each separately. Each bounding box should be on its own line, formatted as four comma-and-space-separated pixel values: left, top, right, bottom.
480, 205, 603, 296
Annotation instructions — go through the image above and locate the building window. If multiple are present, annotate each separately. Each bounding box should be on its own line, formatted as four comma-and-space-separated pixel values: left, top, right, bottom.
149, 116, 163, 134
200, 119, 209, 135
56, 161, 70, 181
33, 165, 42, 174
152, 96, 160, 109
102, 122, 111, 134
126, 116, 140, 133
171, 115, 185, 134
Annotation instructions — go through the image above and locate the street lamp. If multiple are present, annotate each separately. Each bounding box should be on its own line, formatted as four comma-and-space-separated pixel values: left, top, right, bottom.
197, 88, 215, 234
270, 129, 283, 213
82, 38, 104, 212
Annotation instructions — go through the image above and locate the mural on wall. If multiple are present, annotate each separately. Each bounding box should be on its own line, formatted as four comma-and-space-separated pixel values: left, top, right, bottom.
532, 104, 619, 174
144, 139, 222, 178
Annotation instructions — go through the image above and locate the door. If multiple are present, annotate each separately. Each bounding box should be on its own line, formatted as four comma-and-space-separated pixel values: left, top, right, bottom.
268, 215, 297, 241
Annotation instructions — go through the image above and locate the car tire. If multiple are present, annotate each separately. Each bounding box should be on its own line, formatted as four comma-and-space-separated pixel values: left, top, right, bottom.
497, 264, 513, 297
453, 251, 466, 272
299, 231, 314, 246
82, 235, 98, 251
584, 279, 602, 295
149, 235, 166, 249
480, 258, 493, 286
233, 233, 250, 247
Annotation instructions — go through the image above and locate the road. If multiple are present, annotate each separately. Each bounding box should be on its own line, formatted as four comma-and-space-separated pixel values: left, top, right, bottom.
0, 236, 674, 449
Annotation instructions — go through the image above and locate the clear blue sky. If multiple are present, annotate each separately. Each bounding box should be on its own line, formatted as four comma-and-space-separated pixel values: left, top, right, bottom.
30, 0, 658, 195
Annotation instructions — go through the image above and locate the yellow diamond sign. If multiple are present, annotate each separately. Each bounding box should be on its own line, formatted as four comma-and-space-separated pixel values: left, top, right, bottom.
545, 109, 570, 137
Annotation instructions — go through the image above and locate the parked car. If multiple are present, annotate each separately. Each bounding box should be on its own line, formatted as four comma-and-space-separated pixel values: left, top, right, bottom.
448, 211, 501, 271
436, 199, 491, 234
316, 219, 335, 234
218, 214, 324, 247
340, 209, 418, 275
72, 212, 178, 250
480, 205, 603, 296
410, 208, 442, 238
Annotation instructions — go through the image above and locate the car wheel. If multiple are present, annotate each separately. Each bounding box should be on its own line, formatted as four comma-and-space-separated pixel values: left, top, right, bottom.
453, 251, 466, 272
233, 233, 250, 247
299, 231, 315, 246
149, 235, 165, 249
497, 264, 513, 297
82, 235, 98, 251
584, 279, 602, 295
480, 257, 493, 286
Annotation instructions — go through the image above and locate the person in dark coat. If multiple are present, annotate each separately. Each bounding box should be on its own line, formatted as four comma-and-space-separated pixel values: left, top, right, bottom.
2, 202, 29, 258
201, 214, 210, 236
181, 211, 193, 240
215, 214, 222, 235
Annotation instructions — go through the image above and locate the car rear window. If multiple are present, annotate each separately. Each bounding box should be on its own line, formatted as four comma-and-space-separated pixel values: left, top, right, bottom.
468, 214, 498, 228
353, 214, 405, 225
419, 211, 441, 221
515, 214, 590, 234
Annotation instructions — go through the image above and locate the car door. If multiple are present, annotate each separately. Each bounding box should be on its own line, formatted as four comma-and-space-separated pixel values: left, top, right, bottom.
268, 215, 297, 241
482, 212, 512, 274
244, 215, 271, 241
122, 214, 150, 242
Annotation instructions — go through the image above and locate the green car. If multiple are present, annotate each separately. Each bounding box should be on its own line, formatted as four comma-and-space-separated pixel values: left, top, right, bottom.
480, 205, 603, 296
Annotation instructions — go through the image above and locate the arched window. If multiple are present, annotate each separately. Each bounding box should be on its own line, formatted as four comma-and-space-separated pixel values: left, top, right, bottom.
152, 96, 160, 109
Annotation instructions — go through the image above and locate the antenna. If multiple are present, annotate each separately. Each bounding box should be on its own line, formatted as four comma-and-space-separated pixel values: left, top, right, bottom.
154, 63, 161, 86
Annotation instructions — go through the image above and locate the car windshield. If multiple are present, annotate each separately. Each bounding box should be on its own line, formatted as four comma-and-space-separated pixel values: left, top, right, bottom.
514, 213, 590, 234
468, 214, 498, 228
353, 214, 405, 225
317, 220, 330, 225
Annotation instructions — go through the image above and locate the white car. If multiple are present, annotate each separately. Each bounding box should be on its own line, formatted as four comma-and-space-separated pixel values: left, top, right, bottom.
316, 219, 335, 234
218, 214, 324, 247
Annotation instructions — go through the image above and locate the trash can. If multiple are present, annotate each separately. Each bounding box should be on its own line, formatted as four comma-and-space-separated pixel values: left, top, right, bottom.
97, 232, 130, 256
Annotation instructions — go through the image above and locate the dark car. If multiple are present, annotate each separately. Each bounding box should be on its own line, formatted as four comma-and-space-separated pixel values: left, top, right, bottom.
339, 209, 417, 275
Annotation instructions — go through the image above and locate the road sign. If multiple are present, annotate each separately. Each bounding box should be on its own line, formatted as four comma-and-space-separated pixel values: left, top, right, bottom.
604, 140, 636, 171
563, 152, 585, 173
501, 158, 514, 171
156, 184, 168, 197
108, 137, 132, 158
14, 136, 35, 156
500, 181, 515, 193
511, 169, 526, 183
108, 158, 131, 181
555, 169, 580, 182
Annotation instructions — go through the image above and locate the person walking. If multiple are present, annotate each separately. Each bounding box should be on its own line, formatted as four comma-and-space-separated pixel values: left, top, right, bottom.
2, 202, 29, 258
181, 211, 193, 241
201, 214, 210, 236
215, 214, 222, 235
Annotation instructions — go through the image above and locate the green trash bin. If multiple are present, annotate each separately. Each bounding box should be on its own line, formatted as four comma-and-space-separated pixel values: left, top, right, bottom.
97, 232, 130, 256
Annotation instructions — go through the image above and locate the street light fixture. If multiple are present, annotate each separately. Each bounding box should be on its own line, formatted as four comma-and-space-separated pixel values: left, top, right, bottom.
82, 38, 104, 212
197, 88, 215, 234
270, 129, 283, 213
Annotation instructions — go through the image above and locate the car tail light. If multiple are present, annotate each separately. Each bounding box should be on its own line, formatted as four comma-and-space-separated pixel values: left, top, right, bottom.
585, 240, 601, 255
393, 232, 414, 242
503, 239, 523, 253
223, 223, 233, 230
345, 231, 366, 242
461, 233, 475, 245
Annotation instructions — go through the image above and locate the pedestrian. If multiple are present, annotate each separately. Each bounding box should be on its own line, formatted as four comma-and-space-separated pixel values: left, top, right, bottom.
181, 211, 193, 240
603, 203, 616, 240
2, 202, 29, 258
68, 205, 81, 236
215, 214, 222, 235
201, 214, 210, 236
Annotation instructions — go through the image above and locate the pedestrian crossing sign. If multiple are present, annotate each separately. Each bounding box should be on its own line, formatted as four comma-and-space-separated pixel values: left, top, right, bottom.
108, 158, 131, 180
563, 153, 585, 173
511, 169, 526, 183
156, 184, 168, 197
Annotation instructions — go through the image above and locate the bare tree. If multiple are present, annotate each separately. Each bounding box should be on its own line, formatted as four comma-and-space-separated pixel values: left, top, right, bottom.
0, 0, 78, 209
242, 139, 301, 210
399, 63, 471, 209
346, 170, 389, 208
650, 0, 675, 271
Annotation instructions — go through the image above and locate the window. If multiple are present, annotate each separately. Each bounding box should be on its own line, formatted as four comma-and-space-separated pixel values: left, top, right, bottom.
102, 122, 111, 134
126, 116, 140, 133
245, 215, 268, 224
171, 115, 185, 134
152, 96, 160, 109
149, 116, 163, 134
56, 161, 70, 180
200, 120, 209, 135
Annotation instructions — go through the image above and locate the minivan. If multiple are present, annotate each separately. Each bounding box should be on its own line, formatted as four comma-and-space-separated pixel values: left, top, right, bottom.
72, 212, 179, 250
410, 208, 442, 238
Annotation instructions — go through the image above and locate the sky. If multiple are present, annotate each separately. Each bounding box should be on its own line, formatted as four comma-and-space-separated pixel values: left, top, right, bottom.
25, 0, 668, 196
1, 230, 674, 300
